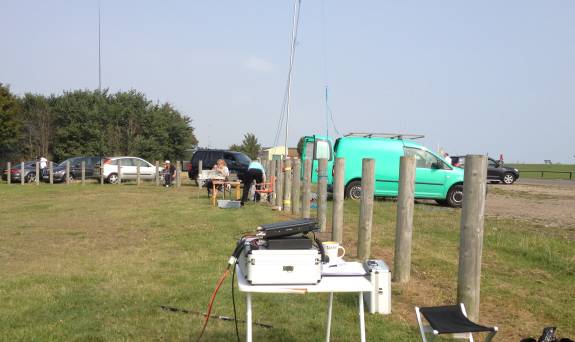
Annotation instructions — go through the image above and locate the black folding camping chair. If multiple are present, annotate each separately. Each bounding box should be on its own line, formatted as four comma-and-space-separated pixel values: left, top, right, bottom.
415, 303, 498, 342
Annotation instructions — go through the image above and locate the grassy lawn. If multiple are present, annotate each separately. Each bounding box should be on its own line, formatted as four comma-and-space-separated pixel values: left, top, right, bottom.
510, 163, 575, 180
1, 183, 573, 341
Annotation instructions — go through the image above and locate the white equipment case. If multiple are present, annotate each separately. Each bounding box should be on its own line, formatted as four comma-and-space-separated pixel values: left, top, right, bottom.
238, 244, 322, 285
364, 259, 391, 314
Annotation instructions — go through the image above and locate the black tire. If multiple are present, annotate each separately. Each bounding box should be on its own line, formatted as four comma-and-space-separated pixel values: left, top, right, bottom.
502, 172, 515, 185
107, 173, 119, 184
345, 180, 362, 200
25, 173, 35, 183
445, 184, 464, 208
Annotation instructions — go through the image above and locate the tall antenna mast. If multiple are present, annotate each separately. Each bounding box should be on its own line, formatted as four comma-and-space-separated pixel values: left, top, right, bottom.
284, 0, 301, 158
98, 0, 102, 92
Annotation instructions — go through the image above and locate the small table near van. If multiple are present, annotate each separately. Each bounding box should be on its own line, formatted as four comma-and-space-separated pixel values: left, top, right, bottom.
211, 180, 242, 206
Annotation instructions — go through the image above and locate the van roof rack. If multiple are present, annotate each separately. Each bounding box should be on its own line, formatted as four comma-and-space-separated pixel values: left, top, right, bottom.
344, 132, 425, 140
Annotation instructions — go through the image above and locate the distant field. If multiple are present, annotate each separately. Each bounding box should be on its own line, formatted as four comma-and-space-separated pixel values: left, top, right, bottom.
508, 163, 575, 180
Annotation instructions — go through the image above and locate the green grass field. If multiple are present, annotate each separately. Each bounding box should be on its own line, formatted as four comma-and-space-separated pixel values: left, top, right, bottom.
510, 164, 575, 180
0, 183, 573, 341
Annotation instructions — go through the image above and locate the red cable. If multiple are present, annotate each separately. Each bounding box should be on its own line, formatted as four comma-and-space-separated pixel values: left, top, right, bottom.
196, 268, 230, 341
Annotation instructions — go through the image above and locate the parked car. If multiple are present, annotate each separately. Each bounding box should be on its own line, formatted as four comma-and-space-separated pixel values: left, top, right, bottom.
2, 161, 39, 183
451, 156, 519, 185
98, 157, 162, 184
301, 133, 465, 207
41, 156, 101, 183
187, 149, 251, 182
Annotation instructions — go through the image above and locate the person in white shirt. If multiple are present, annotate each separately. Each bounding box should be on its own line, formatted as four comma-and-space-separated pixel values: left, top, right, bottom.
39, 156, 48, 175
444, 153, 452, 165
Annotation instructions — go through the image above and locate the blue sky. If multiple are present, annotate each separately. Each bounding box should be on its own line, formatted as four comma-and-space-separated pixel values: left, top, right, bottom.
1, 1, 574, 163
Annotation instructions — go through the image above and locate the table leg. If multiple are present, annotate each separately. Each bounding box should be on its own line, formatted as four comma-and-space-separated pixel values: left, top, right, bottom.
212, 183, 216, 206
246, 293, 252, 342
359, 292, 366, 342
236, 184, 241, 200
326, 292, 334, 342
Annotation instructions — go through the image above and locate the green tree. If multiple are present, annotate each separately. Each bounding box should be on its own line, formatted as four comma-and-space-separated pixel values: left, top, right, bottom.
0, 83, 22, 162
296, 136, 306, 157
229, 133, 261, 159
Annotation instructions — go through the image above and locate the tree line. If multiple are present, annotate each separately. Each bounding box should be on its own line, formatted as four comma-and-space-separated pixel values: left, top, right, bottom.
0, 83, 197, 164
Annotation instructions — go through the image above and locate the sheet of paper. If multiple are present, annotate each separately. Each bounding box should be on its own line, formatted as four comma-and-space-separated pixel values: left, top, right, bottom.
321, 261, 367, 276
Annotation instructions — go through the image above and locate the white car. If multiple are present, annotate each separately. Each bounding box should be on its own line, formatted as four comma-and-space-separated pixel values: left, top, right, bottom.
100, 156, 163, 184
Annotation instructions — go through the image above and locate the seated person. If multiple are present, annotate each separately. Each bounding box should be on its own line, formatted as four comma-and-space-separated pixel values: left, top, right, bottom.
163, 160, 176, 187
206, 159, 230, 196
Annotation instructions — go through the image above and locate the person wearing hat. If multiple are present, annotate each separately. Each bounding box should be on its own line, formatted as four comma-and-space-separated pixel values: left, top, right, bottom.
163, 160, 176, 187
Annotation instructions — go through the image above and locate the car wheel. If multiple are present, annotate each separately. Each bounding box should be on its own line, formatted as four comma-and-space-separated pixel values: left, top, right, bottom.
25, 173, 36, 183
345, 180, 362, 200
446, 184, 464, 208
502, 172, 515, 185
107, 173, 119, 184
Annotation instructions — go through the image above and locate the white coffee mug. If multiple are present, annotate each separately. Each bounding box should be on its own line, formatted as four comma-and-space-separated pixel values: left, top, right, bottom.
322, 241, 345, 262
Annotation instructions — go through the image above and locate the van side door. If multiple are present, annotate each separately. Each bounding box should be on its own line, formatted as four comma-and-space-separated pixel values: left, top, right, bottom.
404, 147, 449, 198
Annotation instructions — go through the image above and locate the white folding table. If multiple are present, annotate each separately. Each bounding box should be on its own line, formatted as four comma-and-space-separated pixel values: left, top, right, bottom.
236, 265, 372, 342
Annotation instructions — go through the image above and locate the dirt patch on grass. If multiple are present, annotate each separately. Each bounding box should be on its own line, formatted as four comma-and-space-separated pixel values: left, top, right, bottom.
486, 184, 575, 230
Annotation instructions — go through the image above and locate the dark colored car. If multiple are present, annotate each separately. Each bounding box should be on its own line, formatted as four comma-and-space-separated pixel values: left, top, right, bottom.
187, 149, 251, 182
451, 156, 520, 185
2, 161, 39, 183
42, 156, 101, 183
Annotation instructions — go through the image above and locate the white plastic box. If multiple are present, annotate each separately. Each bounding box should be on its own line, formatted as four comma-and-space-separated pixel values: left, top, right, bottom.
238, 246, 322, 285
364, 259, 392, 314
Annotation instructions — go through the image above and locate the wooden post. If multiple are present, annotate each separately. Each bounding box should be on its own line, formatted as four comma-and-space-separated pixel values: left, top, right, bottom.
155, 161, 160, 186
357, 158, 375, 261
66, 161, 70, 185
292, 159, 301, 215
457, 155, 488, 322
81, 161, 86, 185
332, 158, 345, 244
283, 159, 292, 212
100, 159, 104, 185
302, 159, 312, 218
6, 162, 11, 184
393, 156, 416, 283
21, 161, 25, 185
317, 158, 328, 232
35, 162, 40, 185
49, 161, 54, 184
176, 161, 181, 187
136, 164, 141, 186
197, 160, 203, 197
269, 160, 276, 205
117, 163, 122, 184
275, 159, 283, 210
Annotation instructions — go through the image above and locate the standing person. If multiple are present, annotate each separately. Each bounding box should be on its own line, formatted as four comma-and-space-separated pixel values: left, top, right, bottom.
241, 160, 266, 206
39, 156, 48, 178
444, 152, 452, 166
164, 160, 176, 187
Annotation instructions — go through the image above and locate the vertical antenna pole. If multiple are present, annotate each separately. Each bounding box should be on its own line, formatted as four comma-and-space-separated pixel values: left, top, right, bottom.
284, 0, 301, 158
98, 0, 102, 92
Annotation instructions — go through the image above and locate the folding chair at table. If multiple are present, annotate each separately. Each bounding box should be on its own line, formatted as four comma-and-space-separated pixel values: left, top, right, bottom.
254, 176, 275, 202
415, 303, 498, 342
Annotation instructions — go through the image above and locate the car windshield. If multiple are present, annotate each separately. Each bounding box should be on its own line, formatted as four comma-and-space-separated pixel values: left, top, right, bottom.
233, 153, 251, 165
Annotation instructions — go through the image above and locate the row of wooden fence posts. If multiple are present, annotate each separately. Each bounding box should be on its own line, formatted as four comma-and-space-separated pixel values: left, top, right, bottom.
5, 160, 184, 187
263, 154, 487, 321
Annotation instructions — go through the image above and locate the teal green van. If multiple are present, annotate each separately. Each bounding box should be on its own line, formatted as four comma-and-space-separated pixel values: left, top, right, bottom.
301, 134, 465, 207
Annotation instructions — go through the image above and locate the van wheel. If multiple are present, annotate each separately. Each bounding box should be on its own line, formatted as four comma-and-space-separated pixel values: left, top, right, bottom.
345, 180, 362, 200
446, 184, 464, 208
